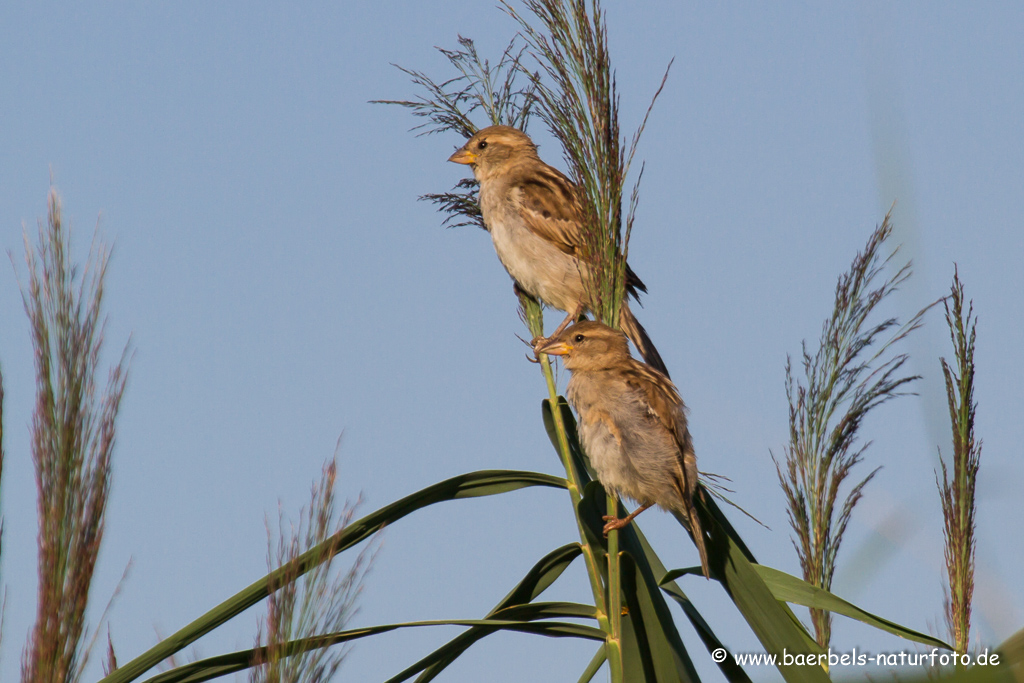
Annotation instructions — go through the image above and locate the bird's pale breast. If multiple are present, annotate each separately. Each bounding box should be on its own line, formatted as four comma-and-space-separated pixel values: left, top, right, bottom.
479, 182, 585, 314
568, 372, 690, 512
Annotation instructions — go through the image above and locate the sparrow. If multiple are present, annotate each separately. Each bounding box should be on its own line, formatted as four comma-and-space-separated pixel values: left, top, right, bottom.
536, 320, 710, 578
448, 125, 669, 377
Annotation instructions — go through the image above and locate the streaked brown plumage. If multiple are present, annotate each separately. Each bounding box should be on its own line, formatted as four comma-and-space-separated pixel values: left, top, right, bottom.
536, 321, 710, 578
448, 125, 669, 377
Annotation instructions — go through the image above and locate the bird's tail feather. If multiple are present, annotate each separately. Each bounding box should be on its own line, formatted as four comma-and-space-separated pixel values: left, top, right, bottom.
620, 302, 670, 378
679, 445, 711, 579
687, 497, 711, 580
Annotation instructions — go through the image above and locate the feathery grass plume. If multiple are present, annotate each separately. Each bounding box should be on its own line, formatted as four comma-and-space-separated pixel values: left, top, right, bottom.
936, 268, 980, 655
773, 213, 929, 648
250, 455, 376, 683
504, 0, 668, 329
374, 35, 537, 230
18, 188, 130, 683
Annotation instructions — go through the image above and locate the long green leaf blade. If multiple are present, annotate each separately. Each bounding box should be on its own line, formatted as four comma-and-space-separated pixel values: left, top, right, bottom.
385, 543, 584, 683
142, 619, 606, 683
699, 496, 829, 683
619, 551, 699, 683
578, 645, 608, 683
494, 543, 584, 610
102, 470, 566, 683
752, 564, 952, 650
634, 528, 752, 683
997, 626, 1024, 662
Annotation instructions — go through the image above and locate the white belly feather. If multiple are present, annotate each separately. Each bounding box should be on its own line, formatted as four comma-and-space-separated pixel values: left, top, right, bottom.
480, 185, 585, 314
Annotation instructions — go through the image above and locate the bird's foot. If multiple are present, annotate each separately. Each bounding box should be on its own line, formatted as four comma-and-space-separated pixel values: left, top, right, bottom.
602, 515, 632, 536
514, 334, 543, 363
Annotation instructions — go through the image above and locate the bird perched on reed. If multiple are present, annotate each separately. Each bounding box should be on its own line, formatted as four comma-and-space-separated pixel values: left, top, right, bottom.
448, 125, 669, 377
536, 320, 709, 578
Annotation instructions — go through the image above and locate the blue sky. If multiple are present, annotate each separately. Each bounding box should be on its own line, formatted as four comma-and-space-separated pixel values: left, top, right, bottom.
2, 2, 1022, 681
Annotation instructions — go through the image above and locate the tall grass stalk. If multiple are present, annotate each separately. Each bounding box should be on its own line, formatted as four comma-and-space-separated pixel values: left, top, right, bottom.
936, 268, 980, 656
250, 455, 375, 683
18, 189, 130, 683
519, 291, 616, 670
774, 213, 928, 648
506, 4, 668, 676
383, 29, 631, 678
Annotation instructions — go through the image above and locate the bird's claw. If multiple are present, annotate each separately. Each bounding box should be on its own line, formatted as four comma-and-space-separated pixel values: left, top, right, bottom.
515, 334, 544, 363
601, 515, 630, 536
530, 335, 550, 356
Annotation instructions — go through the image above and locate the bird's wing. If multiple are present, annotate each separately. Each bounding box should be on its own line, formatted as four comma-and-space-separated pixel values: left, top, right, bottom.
623, 361, 684, 434
509, 162, 584, 256
509, 162, 646, 297
623, 360, 697, 484
623, 359, 709, 578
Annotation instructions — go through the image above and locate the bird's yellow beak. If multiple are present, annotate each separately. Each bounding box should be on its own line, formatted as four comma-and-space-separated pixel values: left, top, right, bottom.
448, 147, 477, 165
535, 339, 572, 356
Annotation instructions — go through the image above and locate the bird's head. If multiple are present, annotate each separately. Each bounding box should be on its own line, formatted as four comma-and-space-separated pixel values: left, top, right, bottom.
447, 125, 538, 181
535, 321, 632, 372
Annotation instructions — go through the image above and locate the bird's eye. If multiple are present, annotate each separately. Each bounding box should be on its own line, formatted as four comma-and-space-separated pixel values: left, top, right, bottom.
574, 334, 585, 343
477, 140, 488, 149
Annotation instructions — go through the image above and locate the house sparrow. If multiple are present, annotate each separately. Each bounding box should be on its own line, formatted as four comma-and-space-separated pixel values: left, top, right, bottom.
448, 125, 669, 377
536, 320, 710, 578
